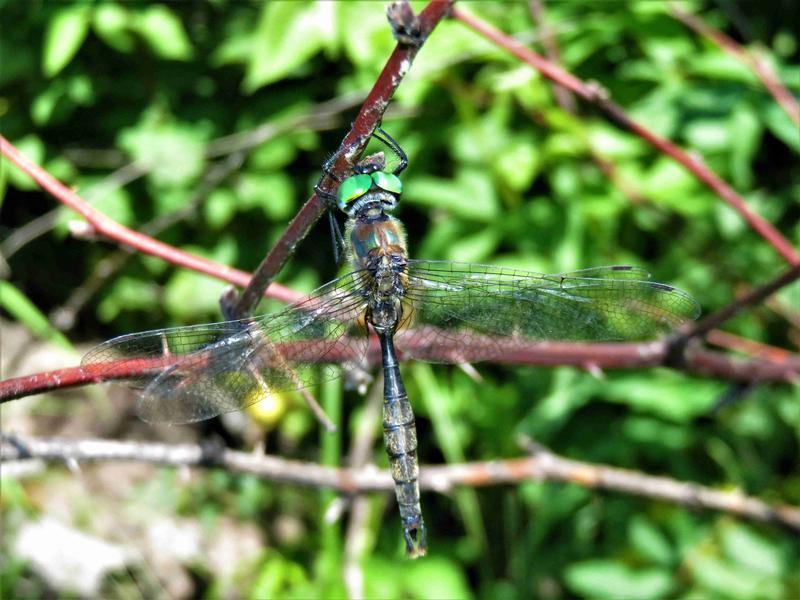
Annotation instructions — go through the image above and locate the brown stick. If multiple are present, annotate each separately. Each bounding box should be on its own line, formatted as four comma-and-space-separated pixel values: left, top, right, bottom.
4, 435, 798, 533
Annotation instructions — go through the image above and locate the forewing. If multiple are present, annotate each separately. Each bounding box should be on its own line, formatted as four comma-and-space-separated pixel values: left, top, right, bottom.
82, 271, 371, 423
396, 261, 700, 362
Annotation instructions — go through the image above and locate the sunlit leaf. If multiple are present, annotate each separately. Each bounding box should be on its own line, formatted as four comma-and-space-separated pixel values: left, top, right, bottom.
0, 281, 73, 350
42, 6, 91, 77
133, 5, 194, 60
564, 560, 673, 600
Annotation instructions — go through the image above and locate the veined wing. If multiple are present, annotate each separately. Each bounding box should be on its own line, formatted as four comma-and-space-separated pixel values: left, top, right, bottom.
396, 261, 700, 362
82, 271, 372, 423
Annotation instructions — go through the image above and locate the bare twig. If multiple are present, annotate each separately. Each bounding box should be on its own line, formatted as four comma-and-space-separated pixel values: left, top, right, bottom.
669, 4, 800, 127
229, 0, 454, 318
3, 434, 798, 533
452, 7, 800, 266
527, 0, 576, 112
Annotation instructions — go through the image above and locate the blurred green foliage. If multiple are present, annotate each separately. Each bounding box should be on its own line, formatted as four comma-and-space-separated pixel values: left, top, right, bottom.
1, 1, 798, 598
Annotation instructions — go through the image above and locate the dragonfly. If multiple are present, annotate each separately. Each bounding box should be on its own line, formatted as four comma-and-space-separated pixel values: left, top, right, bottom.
82, 129, 700, 558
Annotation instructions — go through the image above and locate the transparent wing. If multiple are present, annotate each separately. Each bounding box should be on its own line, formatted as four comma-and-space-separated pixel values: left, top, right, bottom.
396, 261, 700, 362
82, 271, 371, 423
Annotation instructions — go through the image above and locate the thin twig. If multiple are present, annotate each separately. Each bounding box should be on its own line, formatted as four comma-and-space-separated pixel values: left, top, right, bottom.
3, 435, 798, 533
452, 7, 800, 266
669, 4, 800, 127
527, 0, 576, 112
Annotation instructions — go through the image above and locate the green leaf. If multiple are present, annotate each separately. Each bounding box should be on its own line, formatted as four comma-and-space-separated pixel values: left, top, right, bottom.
133, 5, 194, 60
31, 80, 66, 126
629, 516, 674, 565
204, 188, 238, 229
727, 104, 762, 189
6, 135, 45, 191
117, 114, 207, 189
447, 228, 501, 263
637, 157, 709, 215
684, 119, 731, 152
721, 524, 783, 576
603, 372, 721, 422
338, 1, 393, 69
96, 277, 160, 323
164, 270, 229, 323
42, 6, 91, 77
243, 1, 331, 92
588, 123, 647, 159
495, 138, 539, 192
564, 560, 673, 600
0, 281, 73, 350
685, 51, 758, 84
405, 557, 473, 600
93, 4, 135, 53
762, 102, 800, 152
236, 172, 296, 220
689, 555, 783, 600
405, 169, 499, 222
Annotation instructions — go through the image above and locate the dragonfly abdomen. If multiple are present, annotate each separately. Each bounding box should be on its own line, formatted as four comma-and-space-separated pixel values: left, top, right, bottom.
378, 330, 426, 558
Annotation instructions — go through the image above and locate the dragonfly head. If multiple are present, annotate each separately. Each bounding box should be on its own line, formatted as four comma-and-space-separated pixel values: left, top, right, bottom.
337, 169, 402, 217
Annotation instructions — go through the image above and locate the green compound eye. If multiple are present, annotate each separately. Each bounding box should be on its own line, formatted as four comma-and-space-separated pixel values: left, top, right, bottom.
337, 174, 373, 208
371, 171, 402, 194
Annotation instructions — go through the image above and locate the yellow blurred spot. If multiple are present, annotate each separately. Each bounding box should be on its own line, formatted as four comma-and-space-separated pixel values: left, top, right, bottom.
245, 387, 287, 428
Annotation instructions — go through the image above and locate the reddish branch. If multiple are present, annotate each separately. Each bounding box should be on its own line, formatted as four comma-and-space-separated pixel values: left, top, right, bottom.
229, 0, 453, 318
3, 435, 798, 533
452, 7, 800, 267
1, 338, 797, 403
669, 4, 800, 127
0, 136, 302, 305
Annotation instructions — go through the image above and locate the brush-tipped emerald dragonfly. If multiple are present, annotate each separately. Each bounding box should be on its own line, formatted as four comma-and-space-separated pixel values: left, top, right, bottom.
82, 129, 700, 557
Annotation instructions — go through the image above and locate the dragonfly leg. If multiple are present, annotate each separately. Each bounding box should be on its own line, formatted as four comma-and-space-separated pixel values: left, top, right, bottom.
372, 127, 408, 175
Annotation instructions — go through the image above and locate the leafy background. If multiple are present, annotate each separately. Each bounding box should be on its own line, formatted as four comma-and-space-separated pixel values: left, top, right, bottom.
1, 1, 798, 598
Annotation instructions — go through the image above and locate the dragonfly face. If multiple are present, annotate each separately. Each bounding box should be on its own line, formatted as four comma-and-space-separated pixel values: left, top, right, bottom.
82, 129, 700, 559
336, 169, 403, 216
